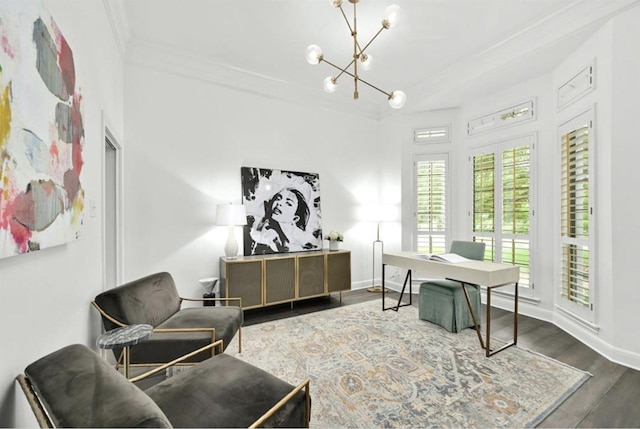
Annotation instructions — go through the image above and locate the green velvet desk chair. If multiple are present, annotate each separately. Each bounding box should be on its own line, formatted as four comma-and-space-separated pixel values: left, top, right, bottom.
418, 240, 486, 333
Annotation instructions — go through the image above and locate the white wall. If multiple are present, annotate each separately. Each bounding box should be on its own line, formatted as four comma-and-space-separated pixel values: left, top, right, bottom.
0, 0, 124, 427
610, 5, 640, 362
122, 58, 390, 297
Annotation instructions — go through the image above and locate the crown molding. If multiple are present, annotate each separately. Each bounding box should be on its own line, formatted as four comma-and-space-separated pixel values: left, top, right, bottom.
103, 0, 130, 61
126, 38, 386, 121
405, 0, 640, 113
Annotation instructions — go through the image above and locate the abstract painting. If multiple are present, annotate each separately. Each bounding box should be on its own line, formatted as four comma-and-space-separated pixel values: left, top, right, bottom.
0, 0, 85, 258
241, 167, 322, 256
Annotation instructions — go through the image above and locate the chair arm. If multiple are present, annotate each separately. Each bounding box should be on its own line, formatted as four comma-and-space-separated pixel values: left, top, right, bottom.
249, 378, 311, 429
180, 296, 243, 307
152, 327, 217, 350
152, 327, 215, 334
128, 340, 225, 383
91, 301, 127, 327
16, 374, 53, 428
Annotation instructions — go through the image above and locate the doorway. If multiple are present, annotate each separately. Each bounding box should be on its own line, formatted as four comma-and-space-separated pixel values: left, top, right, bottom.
104, 128, 121, 289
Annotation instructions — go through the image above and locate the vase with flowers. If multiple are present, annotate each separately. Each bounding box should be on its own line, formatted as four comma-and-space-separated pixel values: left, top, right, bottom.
325, 231, 344, 251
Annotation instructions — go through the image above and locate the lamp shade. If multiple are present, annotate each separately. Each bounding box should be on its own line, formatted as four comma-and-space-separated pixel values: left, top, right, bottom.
216, 204, 247, 226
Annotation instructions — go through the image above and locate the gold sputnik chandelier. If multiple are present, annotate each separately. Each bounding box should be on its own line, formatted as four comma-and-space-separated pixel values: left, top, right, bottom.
305, 0, 406, 109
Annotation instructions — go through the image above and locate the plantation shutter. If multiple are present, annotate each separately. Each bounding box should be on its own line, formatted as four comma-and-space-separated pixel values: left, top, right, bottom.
502, 146, 531, 287
473, 153, 496, 261
415, 156, 447, 254
560, 116, 591, 311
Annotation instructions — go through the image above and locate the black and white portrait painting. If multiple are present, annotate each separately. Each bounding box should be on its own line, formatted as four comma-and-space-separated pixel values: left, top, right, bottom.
241, 167, 322, 256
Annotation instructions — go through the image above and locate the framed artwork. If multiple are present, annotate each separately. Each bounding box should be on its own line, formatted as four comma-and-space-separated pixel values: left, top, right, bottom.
241, 167, 322, 256
0, 0, 85, 259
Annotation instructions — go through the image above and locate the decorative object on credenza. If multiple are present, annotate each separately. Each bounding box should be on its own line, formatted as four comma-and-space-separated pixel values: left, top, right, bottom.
241, 167, 322, 256
0, 1, 85, 259
325, 231, 343, 251
305, 0, 406, 109
199, 277, 219, 307
216, 203, 247, 259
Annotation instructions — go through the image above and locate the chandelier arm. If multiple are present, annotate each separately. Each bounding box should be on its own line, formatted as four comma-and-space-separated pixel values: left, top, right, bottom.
321, 58, 392, 98
358, 26, 386, 56
355, 77, 392, 98
338, 4, 356, 42
322, 57, 356, 81
352, 0, 358, 99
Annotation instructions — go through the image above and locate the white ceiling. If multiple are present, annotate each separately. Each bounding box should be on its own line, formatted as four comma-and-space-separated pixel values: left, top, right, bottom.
112, 0, 639, 116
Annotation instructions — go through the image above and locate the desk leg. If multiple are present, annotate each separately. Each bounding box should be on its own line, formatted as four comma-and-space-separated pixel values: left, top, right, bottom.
382, 264, 386, 311
485, 282, 519, 357
461, 283, 485, 351
486, 289, 492, 357
123, 346, 130, 378
384, 269, 412, 311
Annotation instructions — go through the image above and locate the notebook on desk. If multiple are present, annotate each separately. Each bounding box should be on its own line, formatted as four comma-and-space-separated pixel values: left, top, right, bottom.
416, 253, 470, 263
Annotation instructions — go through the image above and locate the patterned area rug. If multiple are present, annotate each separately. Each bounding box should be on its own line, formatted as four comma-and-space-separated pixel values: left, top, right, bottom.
226, 300, 589, 428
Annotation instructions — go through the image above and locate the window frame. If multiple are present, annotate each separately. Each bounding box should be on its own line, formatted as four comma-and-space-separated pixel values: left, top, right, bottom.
468, 134, 536, 298
557, 108, 595, 322
413, 153, 450, 254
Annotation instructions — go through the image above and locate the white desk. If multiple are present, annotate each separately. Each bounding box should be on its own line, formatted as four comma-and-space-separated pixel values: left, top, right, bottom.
382, 251, 520, 357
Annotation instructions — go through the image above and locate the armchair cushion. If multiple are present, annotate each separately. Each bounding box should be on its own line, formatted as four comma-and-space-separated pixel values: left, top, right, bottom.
23, 344, 171, 428
132, 307, 243, 363
146, 353, 307, 427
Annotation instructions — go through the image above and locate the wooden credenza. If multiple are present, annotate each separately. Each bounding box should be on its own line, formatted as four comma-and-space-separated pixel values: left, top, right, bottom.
220, 250, 351, 310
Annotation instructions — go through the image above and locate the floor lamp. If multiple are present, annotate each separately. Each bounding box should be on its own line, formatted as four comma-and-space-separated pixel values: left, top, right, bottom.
367, 222, 387, 293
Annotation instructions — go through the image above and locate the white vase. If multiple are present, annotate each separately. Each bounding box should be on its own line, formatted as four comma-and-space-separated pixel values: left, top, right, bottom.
329, 240, 340, 251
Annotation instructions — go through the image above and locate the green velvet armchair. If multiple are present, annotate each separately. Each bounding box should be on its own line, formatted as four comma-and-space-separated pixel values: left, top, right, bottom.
92, 272, 243, 370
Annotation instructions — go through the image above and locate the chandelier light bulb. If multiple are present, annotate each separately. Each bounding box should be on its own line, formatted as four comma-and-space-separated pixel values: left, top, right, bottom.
382, 4, 400, 29
323, 76, 338, 93
305, 44, 323, 65
388, 90, 406, 109
331, 0, 342, 7
360, 54, 373, 71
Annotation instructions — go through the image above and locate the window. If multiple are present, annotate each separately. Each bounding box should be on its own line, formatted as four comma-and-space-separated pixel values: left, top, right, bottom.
467, 100, 536, 135
414, 154, 448, 254
471, 135, 534, 292
559, 109, 593, 320
414, 125, 450, 144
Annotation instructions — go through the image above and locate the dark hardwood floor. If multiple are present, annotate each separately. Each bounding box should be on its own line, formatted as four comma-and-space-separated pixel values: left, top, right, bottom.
242, 289, 640, 428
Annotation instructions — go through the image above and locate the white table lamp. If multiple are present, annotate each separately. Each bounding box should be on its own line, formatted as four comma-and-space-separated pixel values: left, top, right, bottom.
216, 203, 247, 259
